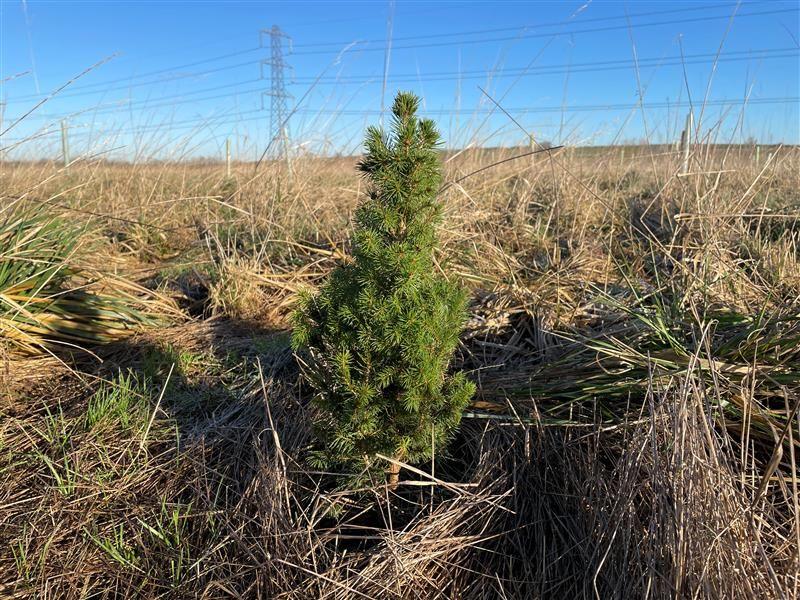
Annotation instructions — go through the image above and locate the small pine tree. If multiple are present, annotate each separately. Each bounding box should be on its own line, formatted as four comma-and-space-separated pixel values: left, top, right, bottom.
291, 92, 475, 485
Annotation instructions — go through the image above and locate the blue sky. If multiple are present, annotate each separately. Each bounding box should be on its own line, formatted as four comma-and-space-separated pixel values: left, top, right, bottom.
1, 0, 798, 160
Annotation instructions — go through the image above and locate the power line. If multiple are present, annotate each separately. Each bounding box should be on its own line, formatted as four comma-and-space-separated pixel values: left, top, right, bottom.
0, 5, 458, 102
291, 8, 799, 55
294, 49, 799, 84
35, 48, 260, 97
105, 8, 430, 62
6, 4, 793, 105
292, 2, 753, 48
330, 97, 800, 116
5, 59, 261, 105
10, 43, 796, 114
2, 109, 282, 144
9, 96, 796, 143
24, 83, 265, 120
10, 48, 797, 123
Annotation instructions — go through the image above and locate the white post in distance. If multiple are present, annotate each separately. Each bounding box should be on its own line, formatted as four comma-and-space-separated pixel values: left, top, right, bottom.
60, 120, 70, 167
0, 101, 5, 164
225, 137, 232, 178
680, 111, 693, 175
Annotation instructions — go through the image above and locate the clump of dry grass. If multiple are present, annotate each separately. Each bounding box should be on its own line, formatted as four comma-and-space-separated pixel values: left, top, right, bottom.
1, 142, 798, 598
0, 204, 177, 354
206, 251, 269, 321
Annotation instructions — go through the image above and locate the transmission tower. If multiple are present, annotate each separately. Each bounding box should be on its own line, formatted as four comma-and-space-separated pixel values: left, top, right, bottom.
260, 25, 292, 159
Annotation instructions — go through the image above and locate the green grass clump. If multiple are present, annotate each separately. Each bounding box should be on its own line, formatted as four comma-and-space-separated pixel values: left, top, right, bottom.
86, 371, 150, 432
0, 207, 164, 354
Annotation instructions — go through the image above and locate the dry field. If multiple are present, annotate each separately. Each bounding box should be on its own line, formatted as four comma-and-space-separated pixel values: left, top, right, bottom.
1, 143, 799, 598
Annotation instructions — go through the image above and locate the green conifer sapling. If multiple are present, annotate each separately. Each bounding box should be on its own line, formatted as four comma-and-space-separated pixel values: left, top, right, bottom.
291, 92, 475, 486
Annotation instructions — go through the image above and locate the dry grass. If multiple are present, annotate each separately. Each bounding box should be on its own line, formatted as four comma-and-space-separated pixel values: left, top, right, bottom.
1, 142, 798, 598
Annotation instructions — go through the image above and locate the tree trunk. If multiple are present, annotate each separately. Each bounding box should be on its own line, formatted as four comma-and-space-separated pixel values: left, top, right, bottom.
386, 460, 400, 489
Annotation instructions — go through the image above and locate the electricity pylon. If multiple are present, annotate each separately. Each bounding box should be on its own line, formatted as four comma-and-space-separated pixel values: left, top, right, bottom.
260, 25, 292, 159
